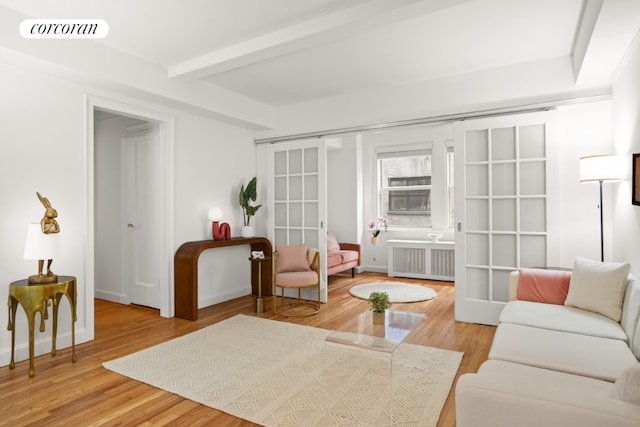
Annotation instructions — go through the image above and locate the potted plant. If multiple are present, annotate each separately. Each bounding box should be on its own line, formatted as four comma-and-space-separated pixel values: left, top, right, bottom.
368, 217, 389, 246
368, 291, 391, 324
238, 176, 261, 237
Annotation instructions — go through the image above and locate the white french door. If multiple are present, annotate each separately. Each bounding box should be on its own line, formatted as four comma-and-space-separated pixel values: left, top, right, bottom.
454, 111, 558, 325
268, 139, 328, 303
121, 129, 162, 309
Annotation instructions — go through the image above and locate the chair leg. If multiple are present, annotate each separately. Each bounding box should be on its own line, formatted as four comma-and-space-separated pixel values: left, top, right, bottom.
351, 267, 355, 278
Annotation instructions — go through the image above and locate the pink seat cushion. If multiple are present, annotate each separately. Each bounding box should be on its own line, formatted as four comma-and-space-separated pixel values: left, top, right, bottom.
517, 268, 571, 305
326, 252, 342, 268
276, 271, 318, 287
337, 250, 359, 263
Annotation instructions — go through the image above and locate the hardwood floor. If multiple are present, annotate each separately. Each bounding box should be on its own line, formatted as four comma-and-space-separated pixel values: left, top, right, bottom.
1, 273, 495, 426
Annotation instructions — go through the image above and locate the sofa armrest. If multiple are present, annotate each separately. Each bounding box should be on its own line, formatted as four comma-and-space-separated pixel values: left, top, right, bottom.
508, 271, 520, 301
338, 243, 361, 266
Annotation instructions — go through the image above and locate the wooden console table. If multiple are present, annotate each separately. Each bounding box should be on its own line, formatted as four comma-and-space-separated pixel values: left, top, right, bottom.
174, 237, 273, 320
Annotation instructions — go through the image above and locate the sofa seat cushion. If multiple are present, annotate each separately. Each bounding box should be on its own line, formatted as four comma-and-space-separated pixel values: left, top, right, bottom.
326, 252, 343, 268
489, 323, 638, 382
456, 360, 640, 427
326, 250, 359, 268
500, 300, 628, 341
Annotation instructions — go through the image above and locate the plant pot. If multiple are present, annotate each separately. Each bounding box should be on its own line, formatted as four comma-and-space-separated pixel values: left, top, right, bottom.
371, 236, 378, 246
372, 311, 385, 325
241, 225, 255, 238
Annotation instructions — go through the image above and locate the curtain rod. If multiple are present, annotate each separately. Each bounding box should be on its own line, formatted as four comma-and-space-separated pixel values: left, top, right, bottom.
253, 94, 611, 145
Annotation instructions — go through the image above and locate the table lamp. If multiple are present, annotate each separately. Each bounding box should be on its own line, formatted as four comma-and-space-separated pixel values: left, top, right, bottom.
24, 223, 60, 283
579, 154, 625, 261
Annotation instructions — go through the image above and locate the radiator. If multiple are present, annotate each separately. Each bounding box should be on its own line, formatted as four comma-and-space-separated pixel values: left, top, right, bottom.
387, 239, 454, 281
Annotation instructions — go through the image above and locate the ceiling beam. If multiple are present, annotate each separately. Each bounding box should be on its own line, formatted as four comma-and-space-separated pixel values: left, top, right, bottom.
168, 0, 475, 80
573, 0, 640, 84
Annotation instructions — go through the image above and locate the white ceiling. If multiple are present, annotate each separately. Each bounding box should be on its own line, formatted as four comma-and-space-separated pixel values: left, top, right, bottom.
1, 0, 639, 128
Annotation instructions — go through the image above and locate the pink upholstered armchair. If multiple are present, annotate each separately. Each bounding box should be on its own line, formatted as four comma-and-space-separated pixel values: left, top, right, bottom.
326, 233, 360, 278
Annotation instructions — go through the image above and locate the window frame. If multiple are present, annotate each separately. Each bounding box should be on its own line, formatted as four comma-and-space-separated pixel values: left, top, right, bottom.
373, 140, 453, 231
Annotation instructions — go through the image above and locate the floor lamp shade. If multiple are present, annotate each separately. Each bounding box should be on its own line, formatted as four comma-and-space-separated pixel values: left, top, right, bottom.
579, 155, 625, 182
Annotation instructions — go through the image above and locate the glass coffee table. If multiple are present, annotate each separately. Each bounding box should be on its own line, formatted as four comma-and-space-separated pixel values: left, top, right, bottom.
321, 310, 426, 425
325, 309, 426, 353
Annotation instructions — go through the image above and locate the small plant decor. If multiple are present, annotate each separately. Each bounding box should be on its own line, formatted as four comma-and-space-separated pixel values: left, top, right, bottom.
368, 217, 389, 237
368, 291, 391, 313
238, 176, 261, 226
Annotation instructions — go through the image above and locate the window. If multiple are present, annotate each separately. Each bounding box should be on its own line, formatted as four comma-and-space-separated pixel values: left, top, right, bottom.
378, 149, 432, 227
376, 143, 453, 230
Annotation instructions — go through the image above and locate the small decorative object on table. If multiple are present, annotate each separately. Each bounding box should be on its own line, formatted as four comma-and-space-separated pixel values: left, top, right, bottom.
208, 207, 231, 240
239, 176, 261, 238
368, 290, 391, 324
369, 216, 388, 246
24, 192, 62, 284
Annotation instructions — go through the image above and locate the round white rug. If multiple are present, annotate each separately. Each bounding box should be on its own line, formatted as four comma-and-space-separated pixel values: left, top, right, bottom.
349, 282, 437, 303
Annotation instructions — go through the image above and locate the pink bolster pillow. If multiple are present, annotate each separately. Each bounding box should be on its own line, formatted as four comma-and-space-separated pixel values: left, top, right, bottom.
517, 268, 572, 305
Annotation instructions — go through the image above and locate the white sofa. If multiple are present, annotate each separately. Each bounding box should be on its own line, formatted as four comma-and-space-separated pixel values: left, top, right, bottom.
456, 259, 640, 427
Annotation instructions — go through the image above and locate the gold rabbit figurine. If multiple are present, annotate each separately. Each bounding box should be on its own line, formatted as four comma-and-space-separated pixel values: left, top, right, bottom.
32, 192, 60, 282
37, 192, 60, 234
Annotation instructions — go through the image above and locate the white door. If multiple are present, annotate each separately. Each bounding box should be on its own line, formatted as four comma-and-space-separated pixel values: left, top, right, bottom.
268, 139, 328, 302
454, 111, 558, 325
121, 130, 162, 309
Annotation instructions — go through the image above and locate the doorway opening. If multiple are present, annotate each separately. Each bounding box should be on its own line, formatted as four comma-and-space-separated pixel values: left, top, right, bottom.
86, 96, 175, 322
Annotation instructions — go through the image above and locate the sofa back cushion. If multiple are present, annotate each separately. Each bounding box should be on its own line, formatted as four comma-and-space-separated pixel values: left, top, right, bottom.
327, 232, 341, 252
517, 268, 571, 305
276, 243, 311, 273
565, 257, 630, 322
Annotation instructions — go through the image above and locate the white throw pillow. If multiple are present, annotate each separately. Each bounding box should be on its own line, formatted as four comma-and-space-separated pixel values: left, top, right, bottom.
614, 363, 640, 405
564, 257, 630, 322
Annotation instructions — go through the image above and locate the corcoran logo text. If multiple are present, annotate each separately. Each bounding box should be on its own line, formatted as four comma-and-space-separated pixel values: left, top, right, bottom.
20, 19, 109, 39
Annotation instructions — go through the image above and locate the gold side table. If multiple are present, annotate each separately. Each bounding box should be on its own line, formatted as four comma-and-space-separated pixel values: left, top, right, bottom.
248, 257, 271, 314
7, 275, 77, 377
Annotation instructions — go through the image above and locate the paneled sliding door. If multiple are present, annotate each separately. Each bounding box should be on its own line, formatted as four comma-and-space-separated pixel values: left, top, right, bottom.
454, 111, 558, 325
268, 139, 328, 302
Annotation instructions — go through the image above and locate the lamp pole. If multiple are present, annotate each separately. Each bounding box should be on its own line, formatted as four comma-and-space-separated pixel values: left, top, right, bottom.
599, 180, 604, 262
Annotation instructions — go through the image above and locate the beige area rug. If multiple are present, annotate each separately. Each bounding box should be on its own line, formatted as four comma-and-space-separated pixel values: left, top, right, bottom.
349, 282, 438, 303
103, 314, 462, 427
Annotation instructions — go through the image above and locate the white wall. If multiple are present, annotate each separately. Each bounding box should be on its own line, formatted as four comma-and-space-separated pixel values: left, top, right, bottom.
327, 135, 360, 244
172, 112, 257, 308
0, 60, 90, 367
557, 101, 617, 266
612, 37, 640, 275
0, 55, 257, 367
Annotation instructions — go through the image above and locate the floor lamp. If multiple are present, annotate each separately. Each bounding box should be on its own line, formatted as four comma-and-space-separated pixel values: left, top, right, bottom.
579, 154, 624, 262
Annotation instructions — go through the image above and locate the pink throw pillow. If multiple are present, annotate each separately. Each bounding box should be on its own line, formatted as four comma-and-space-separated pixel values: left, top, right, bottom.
517, 268, 571, 305
276, 243, 311, 273
327, 232, 341, 252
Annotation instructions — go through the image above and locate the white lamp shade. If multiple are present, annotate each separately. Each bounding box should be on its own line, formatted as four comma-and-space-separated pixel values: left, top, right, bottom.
579, 154, 625, 182
207, 207, 223, 222
24, 223, 60, 260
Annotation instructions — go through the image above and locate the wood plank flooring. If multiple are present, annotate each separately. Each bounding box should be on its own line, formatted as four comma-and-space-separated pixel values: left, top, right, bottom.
1, 273, 495, 426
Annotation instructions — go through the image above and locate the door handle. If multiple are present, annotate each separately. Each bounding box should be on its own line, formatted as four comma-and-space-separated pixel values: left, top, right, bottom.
128, 223, 135, 229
